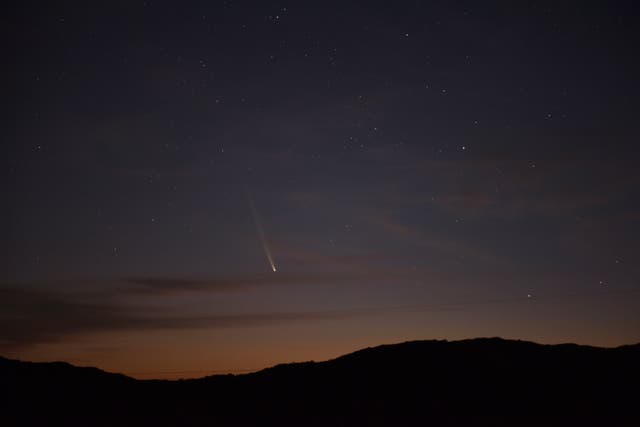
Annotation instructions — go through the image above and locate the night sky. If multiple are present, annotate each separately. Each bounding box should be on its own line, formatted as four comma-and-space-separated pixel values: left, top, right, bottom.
4, 1, 640, 378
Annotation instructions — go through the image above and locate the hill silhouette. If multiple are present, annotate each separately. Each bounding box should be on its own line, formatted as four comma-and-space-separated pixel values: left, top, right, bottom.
2, 338, 639, 426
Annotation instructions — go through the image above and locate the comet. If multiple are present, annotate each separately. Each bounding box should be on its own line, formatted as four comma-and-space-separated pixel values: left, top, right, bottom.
247, 191, 277, 272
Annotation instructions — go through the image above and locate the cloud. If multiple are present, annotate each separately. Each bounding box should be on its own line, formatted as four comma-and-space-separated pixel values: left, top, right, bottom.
0, 268, 420, 350
0, 284, 364, 351
0, 287, 133, 350
119, 276, 262, 295
365, 212, 504, 264
118, 270, 403, 295
413, 150, 639, 220
4, 273, 637, 352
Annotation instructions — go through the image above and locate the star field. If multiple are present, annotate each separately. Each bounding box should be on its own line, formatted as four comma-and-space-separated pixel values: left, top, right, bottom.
3, 0, 640, 378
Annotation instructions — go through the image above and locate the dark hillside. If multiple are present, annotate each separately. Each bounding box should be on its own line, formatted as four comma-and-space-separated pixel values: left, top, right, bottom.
2, 338, 639, 426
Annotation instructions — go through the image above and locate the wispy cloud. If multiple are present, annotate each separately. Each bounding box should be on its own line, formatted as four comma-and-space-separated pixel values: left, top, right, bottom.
407, 150, 639, 219
0, 283, 363, 351
0, 268, 415, 350
365, 212, 504, 264
118, 270, 406, 295
119, 276, 263, 295
4, 273, 637, 351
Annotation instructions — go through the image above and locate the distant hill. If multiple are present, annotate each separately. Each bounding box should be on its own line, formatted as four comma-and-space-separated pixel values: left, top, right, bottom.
2, 338, 639, 426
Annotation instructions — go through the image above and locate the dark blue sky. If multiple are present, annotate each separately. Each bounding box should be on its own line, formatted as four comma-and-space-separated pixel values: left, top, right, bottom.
4, 0, 639, 377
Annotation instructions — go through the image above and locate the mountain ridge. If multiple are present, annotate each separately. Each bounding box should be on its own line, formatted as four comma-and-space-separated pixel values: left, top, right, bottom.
2, 337, 639, 426
3, 337, 639, 381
